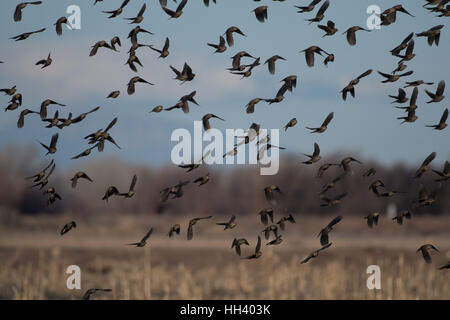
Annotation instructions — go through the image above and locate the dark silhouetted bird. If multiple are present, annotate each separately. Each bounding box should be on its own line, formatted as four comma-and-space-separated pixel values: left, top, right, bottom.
60, 221, 76, 235
120, 174, 137, 198
127, 76, 153, 95
244, 236, 262, 259
415, 152, 437, 178
318, 216, 342, 245
284, 118, 297, 131
295, 0, 321, 13
417, 244, 439, 264
302, 142, 321, 164
232, 238, 249, 256
364, 213, 380, 228
426, 108, 448, 130
318, 20, 338, 37
160, 0, 188, 19
425, 80, 445, 103
253, 6, 268, 22
208, 36, 227, 53
306, 112, 334, 133
82, 288, 112, 300
102, 186, 120, 202
124, 3, 146, 24
343, 26, 370, 46
170, 63, 195, 83
258, 208, 274, 226
305, 0, 329, 24
187, 216, 212, 240
193, 173, 210, 186
320, 193, 347, 207
378, 70, 414, 83
432, 161, 449, 182
102, 0, 130, 18
416, 25, 444, 47
264, 55, 286, 74
26, 160, 54, 182
391, 32, 414, 56
55, 17, 72, 36
392, 209, 412, 225
14, 1, 43, 22
341, 69, 372, 100
202, 113, 224, 131
71, 172, 93, 188
150, 37, 170, 58
39, 133, 59, 155
216, 215, 237, 230
264, 185, 282, 206
301, 243, 332, 264
35, 52, 52, 69
300, 46, 328, 67
10, 28, 46, 41
168, 224, 181, 238
224, 26, 246, 47
127, 228, 153, 247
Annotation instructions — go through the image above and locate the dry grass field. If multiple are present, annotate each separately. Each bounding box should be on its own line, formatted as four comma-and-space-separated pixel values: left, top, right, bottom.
0, 212, 449, 300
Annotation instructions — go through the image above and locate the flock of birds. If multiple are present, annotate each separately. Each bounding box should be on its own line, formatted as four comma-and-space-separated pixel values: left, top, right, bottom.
2, 0, 450, 299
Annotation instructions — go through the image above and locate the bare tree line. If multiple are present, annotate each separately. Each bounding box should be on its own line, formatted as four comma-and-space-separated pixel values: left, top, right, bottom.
0, 145, 448, 216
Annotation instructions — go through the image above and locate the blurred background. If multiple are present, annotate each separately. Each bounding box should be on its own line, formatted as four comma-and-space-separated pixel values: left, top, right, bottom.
0, 0, 449, 300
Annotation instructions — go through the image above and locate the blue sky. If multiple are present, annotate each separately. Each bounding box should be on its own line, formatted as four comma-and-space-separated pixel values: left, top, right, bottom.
0, 0, 449, 170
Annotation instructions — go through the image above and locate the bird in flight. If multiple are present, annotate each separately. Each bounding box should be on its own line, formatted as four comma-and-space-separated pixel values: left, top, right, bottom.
301, 243, 332, 264
127, 228, 153, 247
187, 216, 213, 240
244, 236, 262, 259
60, 221, 76, 236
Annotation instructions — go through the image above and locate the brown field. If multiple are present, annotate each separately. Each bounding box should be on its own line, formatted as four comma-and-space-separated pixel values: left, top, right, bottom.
0, 212, 449, 300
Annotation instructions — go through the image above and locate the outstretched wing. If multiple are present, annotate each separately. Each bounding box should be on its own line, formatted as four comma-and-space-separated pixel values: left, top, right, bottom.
255, 235, 261, 253
141, 227, 153, 242
129, 174, 137, 191
321, 112, 334, 127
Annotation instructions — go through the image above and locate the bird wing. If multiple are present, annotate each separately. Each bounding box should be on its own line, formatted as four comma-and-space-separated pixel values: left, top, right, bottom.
260, 213, 268, 226
317, 0, 330, 16
422, 249, 432, 264
104, 117, 118, 132
71, 175, 78, 188
120, 0, 131, 9
305, 49, 314, 67
14, 4, 23, 22
439, 108, 448, 125
436, 80, 445, 97
328, 215, 343, 228
357, 69, 373, 80
320, 232, 329, 246
405, 39, 415, 56
255, 235, 261, 253
141, 228, 153, 242
177, 0, 188, 12
313, 142, 320, 157
187, 222, 194, 240
129, 174, 137, 191
422, 152, 437, 167
346, 30, 356, 45
321, 112, 334, 127
50, 133, 59, 149
137, 3, 146, 17
163, 37, 170, 52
